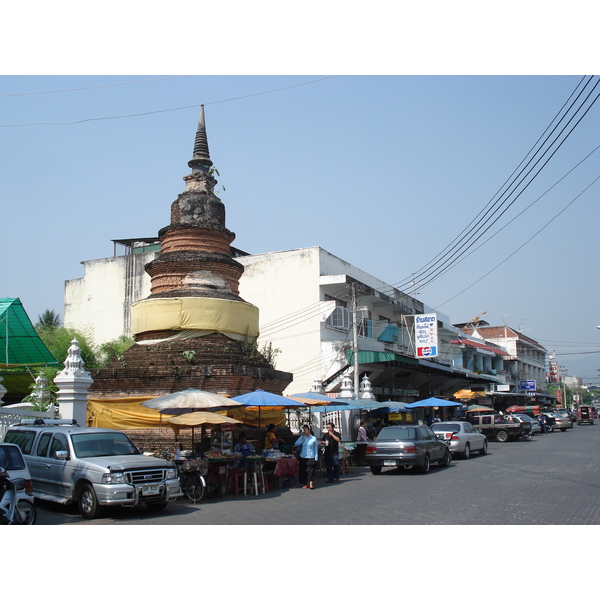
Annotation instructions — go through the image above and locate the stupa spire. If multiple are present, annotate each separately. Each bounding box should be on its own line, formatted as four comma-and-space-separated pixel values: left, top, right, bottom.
188, 105, 213, 173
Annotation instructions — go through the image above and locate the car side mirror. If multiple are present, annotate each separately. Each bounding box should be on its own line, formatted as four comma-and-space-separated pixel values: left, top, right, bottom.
54, 450, 69, 461
477, 428, 482, 433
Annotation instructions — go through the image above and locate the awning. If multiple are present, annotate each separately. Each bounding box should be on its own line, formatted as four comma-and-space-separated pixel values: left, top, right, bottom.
0, 298, 58, 368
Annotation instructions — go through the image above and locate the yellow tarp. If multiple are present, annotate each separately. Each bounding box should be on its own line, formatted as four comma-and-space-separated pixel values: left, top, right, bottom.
131, 297, 259, 340
87, 397, 164, 429
87, 397, 286, 430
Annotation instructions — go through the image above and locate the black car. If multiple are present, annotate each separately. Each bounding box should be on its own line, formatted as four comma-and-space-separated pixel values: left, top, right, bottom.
365, 425, 452, 474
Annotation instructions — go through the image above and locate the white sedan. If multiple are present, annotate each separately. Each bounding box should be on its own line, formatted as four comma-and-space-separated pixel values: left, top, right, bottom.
432, 421, 488, 459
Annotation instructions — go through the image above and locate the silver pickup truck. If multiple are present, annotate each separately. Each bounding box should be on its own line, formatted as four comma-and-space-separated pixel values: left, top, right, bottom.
2, 419, 182, 519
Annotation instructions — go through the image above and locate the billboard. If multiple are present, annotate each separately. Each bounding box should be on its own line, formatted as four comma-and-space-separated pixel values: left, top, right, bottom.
415, 313, 438, 358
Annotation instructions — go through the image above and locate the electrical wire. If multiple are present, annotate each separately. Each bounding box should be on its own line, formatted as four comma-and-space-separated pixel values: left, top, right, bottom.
0, 76, 339, 128
409, 81, 600, 294
381, 76, 599, 295
433, 173, 600, 308
0, 76, 190, 98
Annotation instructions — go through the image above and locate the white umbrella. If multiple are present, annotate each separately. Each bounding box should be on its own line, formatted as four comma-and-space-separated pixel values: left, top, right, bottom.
140, 388, 244, 415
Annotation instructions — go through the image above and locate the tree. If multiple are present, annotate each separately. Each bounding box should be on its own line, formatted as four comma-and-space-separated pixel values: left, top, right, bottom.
36, 326, 99, 369
36, 309, 62, 329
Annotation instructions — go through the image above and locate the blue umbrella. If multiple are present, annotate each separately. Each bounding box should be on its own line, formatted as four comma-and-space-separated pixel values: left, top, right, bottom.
374, 401, 410, 413
404, 397, 463, 408
233, 389, 306, 408
232, 390, 307, 444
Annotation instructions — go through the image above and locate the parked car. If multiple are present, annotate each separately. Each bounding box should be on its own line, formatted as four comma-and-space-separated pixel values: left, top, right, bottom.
365, 425, 452, 474
545, 412, 572, 431
431, 421, 488, 458
467, 413, 531, 442
2, 419, 182, 519
0, 442, 34, 496
511, 413, 541, 435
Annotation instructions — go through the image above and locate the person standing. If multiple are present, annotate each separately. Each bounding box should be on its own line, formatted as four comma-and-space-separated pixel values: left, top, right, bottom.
321, 422, 341, 483
294, 425, 318, 489
355, 421, 370, 466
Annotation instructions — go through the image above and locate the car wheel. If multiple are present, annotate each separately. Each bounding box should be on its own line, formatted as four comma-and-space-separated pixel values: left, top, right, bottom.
439, 449, 452, 467
79, 483, 103, 520
480, 440, 488, 455
370, 466, 382, 475
463, 444, 471, 459
420, 454, 430, 473
560, 428, 566, 432
496, 430, 509, 443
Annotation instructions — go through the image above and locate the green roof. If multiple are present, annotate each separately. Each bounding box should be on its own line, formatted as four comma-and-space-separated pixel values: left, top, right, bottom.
0, 298, 58, 368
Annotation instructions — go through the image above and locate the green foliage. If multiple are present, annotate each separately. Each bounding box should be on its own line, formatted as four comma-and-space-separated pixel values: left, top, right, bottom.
98, 335, 135, 367
36, 326, 99, 369
239, 338, 281, 368
22, 366, 60, 411
36, 309, 62, 329
182, 350, 197, 363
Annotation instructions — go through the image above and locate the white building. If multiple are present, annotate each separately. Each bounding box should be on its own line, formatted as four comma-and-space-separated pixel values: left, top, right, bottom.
65, 242, 499, 400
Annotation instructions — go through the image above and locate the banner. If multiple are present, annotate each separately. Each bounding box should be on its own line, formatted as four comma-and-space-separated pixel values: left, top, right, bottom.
415, 313, 438, 358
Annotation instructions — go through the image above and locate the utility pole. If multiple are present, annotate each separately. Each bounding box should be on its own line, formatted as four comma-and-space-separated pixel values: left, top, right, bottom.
352, 282, 360, 399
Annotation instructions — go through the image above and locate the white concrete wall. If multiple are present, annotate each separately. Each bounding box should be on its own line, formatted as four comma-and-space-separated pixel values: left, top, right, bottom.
237, 247, 323, 395
64, 252, 156, 346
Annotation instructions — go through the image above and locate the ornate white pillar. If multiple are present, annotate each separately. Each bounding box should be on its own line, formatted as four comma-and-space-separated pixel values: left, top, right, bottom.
54, 339, 93, 425
359, 374, 376, 400
337, 375, 355, 400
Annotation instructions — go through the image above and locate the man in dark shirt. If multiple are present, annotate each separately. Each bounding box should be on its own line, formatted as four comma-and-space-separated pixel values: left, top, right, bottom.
321, 422, 341, 483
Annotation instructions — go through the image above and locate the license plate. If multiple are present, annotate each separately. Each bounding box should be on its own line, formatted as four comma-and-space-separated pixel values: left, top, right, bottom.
142, 484, 160, 496
383, 460, 397, 466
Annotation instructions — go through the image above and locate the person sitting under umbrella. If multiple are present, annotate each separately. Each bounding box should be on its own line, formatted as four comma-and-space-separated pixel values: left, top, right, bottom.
233, 433, 256, 469
264, 424, 284, 451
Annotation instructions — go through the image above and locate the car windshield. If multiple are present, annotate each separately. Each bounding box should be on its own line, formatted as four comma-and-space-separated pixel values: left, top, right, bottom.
376, 427, 418, 441
71, 432, 140, 458
432, 424, 460, 433
0, 445, 26, 470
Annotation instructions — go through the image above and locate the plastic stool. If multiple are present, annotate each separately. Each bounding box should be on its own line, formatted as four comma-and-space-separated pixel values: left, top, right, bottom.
228, 469, 245, 495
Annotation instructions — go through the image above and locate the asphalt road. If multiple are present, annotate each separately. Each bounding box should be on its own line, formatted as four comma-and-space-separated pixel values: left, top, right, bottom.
32, 418, 600, 526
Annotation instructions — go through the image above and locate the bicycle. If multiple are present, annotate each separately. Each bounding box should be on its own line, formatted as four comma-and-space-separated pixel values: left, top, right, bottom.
179, 458, 208, 503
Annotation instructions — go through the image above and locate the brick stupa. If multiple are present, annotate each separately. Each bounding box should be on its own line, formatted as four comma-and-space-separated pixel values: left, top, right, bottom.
90, 107, 292, 398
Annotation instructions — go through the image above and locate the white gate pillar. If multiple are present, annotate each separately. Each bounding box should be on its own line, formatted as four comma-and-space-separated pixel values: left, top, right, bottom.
54, 339, 93, 425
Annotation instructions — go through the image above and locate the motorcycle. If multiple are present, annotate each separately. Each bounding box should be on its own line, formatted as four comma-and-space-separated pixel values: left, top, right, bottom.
0, 468, 37, 525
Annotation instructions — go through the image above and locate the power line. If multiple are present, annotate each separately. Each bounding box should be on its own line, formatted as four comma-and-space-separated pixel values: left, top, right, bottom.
0, 76, 339, 128
382, 76, 599, 295
0, 76, 190, 98
411, 81, 600, 294
434, 173, 600, 308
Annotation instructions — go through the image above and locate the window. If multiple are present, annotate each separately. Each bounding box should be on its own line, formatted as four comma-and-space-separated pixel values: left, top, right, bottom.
0, 445, 26, 470
327, 306, 351, 331
50, 433, 68, 457
3, 430, 36, 455
481, 416, 492, 425
36, 432, 52, 457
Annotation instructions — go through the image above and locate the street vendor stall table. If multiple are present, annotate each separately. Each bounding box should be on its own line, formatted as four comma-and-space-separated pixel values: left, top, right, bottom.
264, 456, 299, 488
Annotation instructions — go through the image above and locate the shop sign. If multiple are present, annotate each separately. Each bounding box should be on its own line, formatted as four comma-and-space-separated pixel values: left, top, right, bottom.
414, 313, 438, 358
519, 380, 536, 391
496, 384, 510, 392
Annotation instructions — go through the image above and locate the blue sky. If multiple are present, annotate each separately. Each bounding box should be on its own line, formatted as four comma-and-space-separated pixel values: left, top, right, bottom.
2, 4, 599, 387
